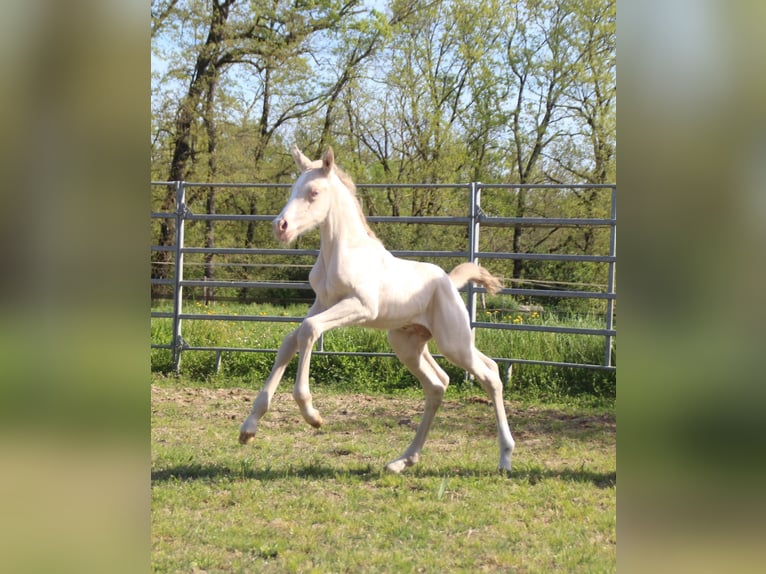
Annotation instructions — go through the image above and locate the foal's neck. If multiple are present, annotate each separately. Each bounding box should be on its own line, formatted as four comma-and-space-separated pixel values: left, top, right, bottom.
319, 186, 374, 253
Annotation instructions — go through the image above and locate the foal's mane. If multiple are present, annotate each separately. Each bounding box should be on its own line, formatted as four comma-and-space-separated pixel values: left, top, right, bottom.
334, 166, 379, 241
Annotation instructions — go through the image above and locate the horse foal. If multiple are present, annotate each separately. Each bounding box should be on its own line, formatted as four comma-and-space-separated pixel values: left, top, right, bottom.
239, 146, 515, 473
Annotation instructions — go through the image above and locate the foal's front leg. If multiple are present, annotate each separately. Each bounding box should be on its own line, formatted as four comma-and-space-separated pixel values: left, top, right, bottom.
239, 302, 323, 444
239, 328, 300, 444
292, 297, 375, 427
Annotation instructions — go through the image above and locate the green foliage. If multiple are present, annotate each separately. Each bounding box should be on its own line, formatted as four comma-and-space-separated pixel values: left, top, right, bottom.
151, 302, 615, 401
152, 0, 615, 187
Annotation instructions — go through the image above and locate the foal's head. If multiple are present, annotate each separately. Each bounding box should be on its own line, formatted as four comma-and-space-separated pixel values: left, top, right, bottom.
274, 146, 376, 244
272, 146, 340, 243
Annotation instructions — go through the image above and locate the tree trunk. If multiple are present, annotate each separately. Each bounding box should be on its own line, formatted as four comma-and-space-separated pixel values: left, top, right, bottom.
151, 1, 233, 298
203, 73, 219, 305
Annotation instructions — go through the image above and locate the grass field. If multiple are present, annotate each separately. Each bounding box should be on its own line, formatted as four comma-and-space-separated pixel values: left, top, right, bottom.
151, 377, 616, 572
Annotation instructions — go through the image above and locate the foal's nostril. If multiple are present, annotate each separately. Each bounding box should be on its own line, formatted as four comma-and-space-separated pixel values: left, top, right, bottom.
274, 218, 288, 233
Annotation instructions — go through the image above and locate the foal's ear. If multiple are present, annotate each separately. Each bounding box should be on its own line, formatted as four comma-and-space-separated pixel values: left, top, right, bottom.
292, 145, 313, 172
322, 147, 335, 174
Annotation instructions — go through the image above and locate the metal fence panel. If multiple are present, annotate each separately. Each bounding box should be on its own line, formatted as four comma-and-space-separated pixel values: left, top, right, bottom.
151, 181, 616, 374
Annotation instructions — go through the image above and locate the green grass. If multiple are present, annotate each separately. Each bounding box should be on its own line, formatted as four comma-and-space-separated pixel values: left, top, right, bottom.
151, 378, 616, 572
151, 301, 615, 402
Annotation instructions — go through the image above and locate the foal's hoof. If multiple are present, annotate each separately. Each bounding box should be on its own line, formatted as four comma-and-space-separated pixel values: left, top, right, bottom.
308, 416, 323, 429
385, 454, 417, 474
303, 410, 323, 428
239, 432, 255, 445
498, 455, 513, 477
385, 460, 407, 474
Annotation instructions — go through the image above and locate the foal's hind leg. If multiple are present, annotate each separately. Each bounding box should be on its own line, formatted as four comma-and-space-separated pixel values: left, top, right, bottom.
447, 346, 515, 472
435, 311, 515, 472
385, 327, 448, 474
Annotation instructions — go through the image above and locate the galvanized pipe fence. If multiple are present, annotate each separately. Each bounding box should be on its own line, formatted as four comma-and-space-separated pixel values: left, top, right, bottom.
151, 181, 616, 376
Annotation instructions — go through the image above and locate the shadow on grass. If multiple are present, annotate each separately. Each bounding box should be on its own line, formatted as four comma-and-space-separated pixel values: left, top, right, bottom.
151, 461, 615, 488
511, 465, 616, 488
151, 462, 378, 483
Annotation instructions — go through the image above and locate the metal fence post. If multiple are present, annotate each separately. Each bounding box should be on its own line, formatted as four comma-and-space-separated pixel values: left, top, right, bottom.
474, 182, 482, 268
603, 185, 617, 367
467, 182, 480, 325
171, 181, 187, 372
465, 182, 482, 381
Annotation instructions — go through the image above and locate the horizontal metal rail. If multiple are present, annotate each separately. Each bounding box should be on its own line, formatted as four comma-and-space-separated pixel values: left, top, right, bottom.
180, 247, 319, 257
152, 311, 614, 338
479, 216, 615, 227
476, 183, 615, 189
171, 280, 612, 299
495, 288, 615, 299
176, 313, 304, 323
148, 343, 615, 372
185, 213, 276, 222
180, 280, 312, 290
472, 321, 617, 336
175, 247, 469, 259
480, 251, 616, 263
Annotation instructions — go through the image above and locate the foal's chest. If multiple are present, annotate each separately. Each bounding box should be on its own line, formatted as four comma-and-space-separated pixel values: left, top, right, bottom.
308, 250, 374, 305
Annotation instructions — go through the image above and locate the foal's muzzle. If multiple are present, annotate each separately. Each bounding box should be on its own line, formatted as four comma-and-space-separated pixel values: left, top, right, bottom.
273, 216, 290, 242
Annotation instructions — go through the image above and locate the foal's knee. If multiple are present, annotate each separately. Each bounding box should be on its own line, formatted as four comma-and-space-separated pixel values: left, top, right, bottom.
296, 319, 320, 348
424, 381, 446, 405
476, 369, 504, 398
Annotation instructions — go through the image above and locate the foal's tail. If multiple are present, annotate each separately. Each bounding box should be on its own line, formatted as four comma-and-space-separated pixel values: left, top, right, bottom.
448, 262, 502, 295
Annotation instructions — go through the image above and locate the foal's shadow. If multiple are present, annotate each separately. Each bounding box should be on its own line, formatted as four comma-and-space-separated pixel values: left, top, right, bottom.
151, 462, 615, 488
511, 465, 616, 488
151, 462, 372, 483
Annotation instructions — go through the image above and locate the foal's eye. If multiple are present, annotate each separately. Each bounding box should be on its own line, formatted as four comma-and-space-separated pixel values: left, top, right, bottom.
309, 188, 319, 200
